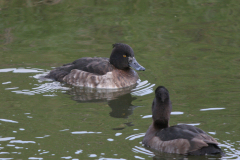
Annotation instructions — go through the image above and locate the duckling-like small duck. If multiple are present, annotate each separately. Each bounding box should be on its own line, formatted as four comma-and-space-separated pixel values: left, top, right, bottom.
142, 86, 224, 155
45, 43, 145, 88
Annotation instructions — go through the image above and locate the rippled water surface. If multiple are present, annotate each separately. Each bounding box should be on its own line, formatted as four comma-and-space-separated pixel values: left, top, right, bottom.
1, 0, 240, 159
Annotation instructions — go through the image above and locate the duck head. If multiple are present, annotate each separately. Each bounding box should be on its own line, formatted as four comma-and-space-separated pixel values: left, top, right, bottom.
152, 86, 172, 129
110, 43, 145, 71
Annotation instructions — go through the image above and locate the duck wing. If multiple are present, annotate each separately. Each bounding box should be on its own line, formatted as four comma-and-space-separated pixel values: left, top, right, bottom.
45, 57, 113, 81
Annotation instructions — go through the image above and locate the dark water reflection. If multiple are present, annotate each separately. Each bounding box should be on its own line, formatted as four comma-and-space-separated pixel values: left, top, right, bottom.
67, 84, 136, 102
108, 94, 138, 119
67, 84, 147, 118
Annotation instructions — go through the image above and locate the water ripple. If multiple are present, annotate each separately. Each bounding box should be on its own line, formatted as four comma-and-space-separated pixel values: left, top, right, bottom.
59, 129, 69, 132
115, 133, 122, 136
134, 155, 145, 159
2, 81, 11, 84
88, 154, 97, 157
0, 152, 10, 154
177, 123, 201, 126
125, 133, 145, 141
0, 68, 42, 73
75, 149, 83, 154
5, 87, 19, 90
11, 82, 69, 96
132, 146, 154, 156
200, 108, 225, 111
71, 131, 101, 134
35, 135, 50, 139
171, 111, 184, 115
28, 157, 43, 160
0, 119, 18, 124
107, 138, 114, 141
208, 132, 216, 135
142, 111, 184, 119
2, 67, 155, 101
220, 140, 240, 159
131, 80, 155, 96
61, 156, 72, 159
9, 140, 36, 144
99, 158, 126, 160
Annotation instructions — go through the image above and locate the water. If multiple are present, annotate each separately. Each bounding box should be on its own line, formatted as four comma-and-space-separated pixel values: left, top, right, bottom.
1, 0, 240, 159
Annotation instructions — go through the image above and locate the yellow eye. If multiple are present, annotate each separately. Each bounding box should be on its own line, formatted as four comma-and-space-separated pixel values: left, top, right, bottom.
123, 55, 126, 57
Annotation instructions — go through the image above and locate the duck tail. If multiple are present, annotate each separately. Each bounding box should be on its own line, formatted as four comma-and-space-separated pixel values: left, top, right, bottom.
188, 144, 225, 156
45, 64, 74, 82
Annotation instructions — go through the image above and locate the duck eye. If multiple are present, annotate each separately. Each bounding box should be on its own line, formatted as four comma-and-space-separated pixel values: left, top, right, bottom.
123, 55, 126, 57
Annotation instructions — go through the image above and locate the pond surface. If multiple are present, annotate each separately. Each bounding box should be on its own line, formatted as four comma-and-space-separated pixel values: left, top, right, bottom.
1, 0, 240, 159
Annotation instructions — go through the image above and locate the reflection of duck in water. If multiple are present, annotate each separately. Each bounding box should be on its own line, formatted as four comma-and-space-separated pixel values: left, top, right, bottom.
108, 93, 138, 118
45, 43, 145, 88
66, 79, 154, 102
67, 84, 136, 102
67, 86, 140, 119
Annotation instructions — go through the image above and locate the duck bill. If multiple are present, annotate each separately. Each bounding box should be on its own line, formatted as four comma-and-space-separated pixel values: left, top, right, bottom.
129, 57, 145, 71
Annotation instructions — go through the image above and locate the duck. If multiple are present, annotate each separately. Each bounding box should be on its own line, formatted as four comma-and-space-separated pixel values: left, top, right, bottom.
45, 43, 145, 88
142, 86, 224, 156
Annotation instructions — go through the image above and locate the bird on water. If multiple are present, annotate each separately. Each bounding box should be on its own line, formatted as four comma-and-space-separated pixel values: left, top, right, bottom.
142, 86, 224, 156
45, 43, 145, 89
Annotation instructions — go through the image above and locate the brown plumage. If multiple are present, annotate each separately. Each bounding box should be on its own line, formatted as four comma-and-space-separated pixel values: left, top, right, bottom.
142, 86, 224, 156
62, 67, 139, 88
45, 43, 145, 88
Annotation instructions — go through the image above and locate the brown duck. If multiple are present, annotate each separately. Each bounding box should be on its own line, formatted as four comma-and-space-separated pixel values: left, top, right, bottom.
45, 43, 145, 88
142, 86, 224, 156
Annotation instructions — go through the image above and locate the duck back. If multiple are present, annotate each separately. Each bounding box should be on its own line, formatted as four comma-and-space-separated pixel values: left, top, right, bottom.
45, 57, 113, 81
143, 124, 224, 155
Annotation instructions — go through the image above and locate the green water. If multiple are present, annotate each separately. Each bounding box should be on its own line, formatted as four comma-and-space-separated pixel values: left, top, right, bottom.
1, 0, 240, 159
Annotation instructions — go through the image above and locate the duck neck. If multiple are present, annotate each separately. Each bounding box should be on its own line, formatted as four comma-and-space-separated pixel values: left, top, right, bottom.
152, 99, 172, 130
153, 119, 169, 129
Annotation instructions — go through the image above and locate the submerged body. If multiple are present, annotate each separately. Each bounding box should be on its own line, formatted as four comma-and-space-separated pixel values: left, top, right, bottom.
45, 43, 145, 88
142, 86, 224, 156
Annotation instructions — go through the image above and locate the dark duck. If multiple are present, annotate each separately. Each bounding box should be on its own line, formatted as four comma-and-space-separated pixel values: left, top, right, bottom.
45, 43, 145, 88
142, 86, 224, 156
